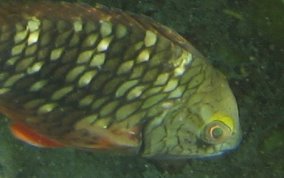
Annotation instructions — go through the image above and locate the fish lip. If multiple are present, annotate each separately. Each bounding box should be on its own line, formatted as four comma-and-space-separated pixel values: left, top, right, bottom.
145, 148, 231, 160
214, 130, 242, 155
143, 139, 242, 159
193, 131, 242, 159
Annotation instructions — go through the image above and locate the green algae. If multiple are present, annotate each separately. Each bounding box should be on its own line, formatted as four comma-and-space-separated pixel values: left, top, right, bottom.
263, 129, 284, 152
0, 120, 17, 178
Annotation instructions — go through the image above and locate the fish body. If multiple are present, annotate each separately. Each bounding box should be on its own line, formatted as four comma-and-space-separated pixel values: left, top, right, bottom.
0, 2, 241, 158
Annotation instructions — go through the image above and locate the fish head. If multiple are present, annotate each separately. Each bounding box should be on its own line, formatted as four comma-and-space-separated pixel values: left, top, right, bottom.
142, 66, 241, 159
191, 70, 241, 157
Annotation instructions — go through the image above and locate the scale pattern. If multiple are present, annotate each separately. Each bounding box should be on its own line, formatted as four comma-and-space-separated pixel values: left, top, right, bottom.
0, 2, 241, 158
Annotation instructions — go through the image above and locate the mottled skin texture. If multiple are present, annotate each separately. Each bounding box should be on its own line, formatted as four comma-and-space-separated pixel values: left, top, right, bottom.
0, 2, 241, 158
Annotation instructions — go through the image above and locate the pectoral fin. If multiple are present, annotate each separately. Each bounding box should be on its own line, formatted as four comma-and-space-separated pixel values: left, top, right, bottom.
66, 121, 142, 151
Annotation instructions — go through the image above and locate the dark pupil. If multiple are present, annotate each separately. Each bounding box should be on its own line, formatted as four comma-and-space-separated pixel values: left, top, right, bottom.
212, 127, 223, 139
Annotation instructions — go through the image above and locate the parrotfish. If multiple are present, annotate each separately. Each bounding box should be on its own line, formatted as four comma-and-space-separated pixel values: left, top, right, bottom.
0, 1, 241, 158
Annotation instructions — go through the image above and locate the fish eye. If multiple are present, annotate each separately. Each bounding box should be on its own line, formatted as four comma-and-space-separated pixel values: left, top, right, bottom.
211, 126, 223, 139
201, 120, 232, 144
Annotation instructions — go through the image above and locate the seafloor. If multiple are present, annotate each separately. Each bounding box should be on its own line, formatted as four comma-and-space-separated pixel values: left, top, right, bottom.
0, 0, 283, 178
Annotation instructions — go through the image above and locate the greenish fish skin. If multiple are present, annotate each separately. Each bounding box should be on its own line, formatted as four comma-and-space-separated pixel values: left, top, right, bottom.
0, 2, 241, 159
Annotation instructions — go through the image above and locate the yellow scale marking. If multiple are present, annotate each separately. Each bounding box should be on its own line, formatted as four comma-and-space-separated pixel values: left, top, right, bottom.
50, 48, 64, 61
29, 80, 48, 92
90, 53, 106, 67
97, 36, 113, 52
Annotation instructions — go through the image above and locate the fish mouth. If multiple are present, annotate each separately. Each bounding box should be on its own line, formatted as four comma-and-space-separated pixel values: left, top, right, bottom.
179, 130, 242, 159
197, 130, 242, 158
142, 135, 242, 160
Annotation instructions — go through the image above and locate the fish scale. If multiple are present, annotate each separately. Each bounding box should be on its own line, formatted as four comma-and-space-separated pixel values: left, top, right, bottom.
0, 2, 241, 158
0, 3, 186, 135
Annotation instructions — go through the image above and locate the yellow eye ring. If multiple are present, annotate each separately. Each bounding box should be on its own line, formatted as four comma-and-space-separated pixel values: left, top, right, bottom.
201, 120, 232, 144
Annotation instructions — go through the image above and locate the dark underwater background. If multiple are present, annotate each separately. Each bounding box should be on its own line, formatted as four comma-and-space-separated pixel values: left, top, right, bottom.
0, 0, 283, 177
